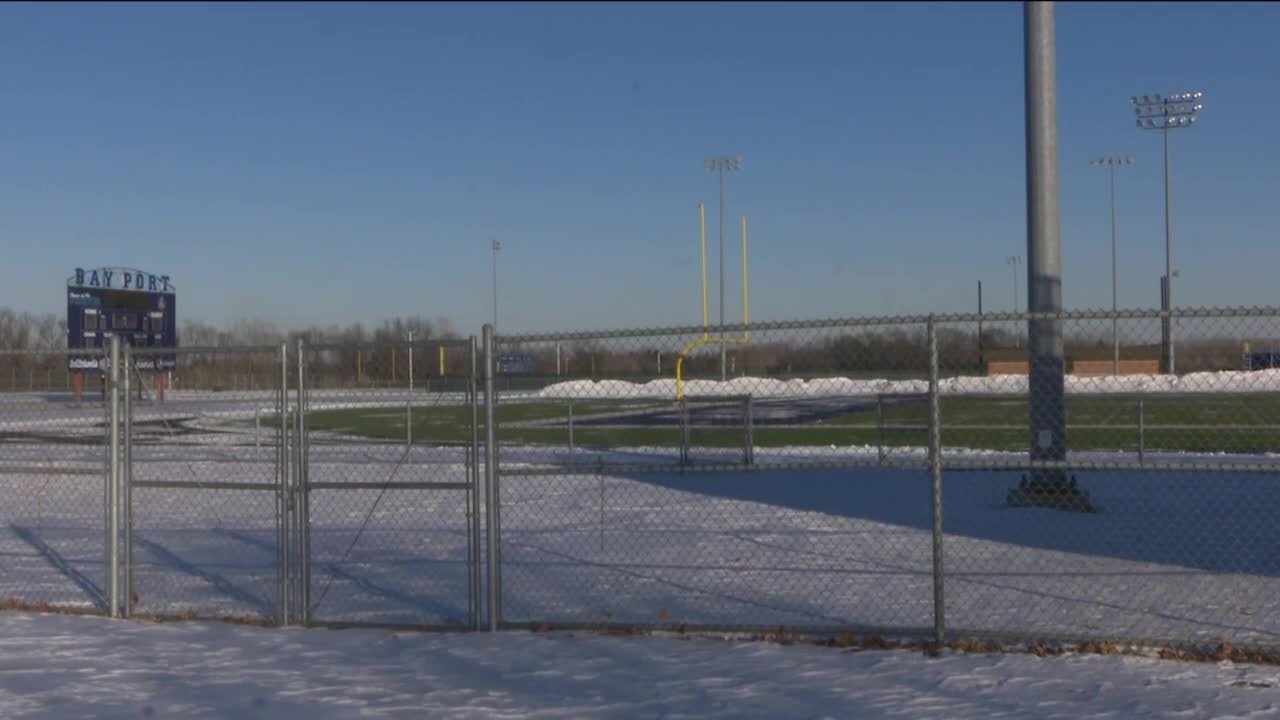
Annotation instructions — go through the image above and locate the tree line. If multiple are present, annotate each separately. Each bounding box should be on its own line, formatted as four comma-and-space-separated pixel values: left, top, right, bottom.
0, 308, 463, 392
0, 306, 1259, 392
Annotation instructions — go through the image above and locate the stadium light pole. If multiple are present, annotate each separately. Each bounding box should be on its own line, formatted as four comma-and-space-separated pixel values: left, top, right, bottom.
1089, 155, 1135, 375
1006, 255, 1022, 312
1132, 91, 1204, 375
491, 239, 501, 334
1009, 1, 1087, 511
705, 155, 743, 382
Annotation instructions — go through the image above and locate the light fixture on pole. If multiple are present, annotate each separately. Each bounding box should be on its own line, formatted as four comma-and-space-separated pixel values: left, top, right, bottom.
1089, 155, 1135, 375
1132, 91, 1203, 375
704, 155, 743, 382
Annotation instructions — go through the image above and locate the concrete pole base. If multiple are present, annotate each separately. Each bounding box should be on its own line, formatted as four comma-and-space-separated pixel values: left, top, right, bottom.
1007, 473, 1098, 513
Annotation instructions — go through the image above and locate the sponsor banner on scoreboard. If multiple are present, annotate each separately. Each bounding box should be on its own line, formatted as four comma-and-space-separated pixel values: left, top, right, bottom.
67, 290, 102, 307
68, 356, 177, 372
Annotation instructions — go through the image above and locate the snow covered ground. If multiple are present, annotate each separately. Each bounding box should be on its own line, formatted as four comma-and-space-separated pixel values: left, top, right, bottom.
2, 612, 1279, 719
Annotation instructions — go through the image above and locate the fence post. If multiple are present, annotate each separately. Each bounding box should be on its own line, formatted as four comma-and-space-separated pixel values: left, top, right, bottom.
877, 394, 886, 465
743, 395, 754, 466
469, 336, 482, 631
296, 338, 311, 626
927, 316, 945, 646
407, 331, 414, 449
107, 335, 121, 618
568, 399, 575, 468
483, 324, 501, 631
122, 343, 133, 618
679, 398, 690, 467
1137, 397, 1145, 464
278, 342, 290, 627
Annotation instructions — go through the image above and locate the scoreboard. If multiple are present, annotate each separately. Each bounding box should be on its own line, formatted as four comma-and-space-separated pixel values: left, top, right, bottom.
498, 354, 536, 374
66, 267, 177, 372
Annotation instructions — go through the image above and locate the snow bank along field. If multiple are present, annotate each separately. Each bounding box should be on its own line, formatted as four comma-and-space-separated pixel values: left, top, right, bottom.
2, 370, 1280, 713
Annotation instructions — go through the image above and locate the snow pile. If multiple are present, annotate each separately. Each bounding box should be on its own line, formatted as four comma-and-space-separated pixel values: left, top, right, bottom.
538, 369, 1280, 400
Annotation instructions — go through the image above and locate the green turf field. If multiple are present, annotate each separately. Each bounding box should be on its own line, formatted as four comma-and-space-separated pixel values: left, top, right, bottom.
299, 392, 1280, 453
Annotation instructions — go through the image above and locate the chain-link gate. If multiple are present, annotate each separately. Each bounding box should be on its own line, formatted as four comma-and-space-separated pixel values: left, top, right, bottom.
123, 343, 287, 624
292, 337, 483, 629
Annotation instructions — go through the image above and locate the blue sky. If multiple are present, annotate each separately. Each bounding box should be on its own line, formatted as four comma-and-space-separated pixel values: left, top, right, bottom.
2, 2, 1277, 334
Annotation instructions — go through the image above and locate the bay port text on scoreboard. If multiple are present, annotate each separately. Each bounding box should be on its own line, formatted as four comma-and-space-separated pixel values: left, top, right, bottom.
71, 268, 173, 293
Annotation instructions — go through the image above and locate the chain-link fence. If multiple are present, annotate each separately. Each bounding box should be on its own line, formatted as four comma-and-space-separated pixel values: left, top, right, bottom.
0, 348, 111, 614
489, 307, 1280, 652
5, 309, 1280, 653
933, 309, 1280, 650
490, 318, 937, 634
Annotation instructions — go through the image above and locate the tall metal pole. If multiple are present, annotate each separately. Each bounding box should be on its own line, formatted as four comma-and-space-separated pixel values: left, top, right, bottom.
718, 166, 726, 381
1012, 259, 1017, 312
1110, 162, 1119, 374
1017, 1, 1076, 507
1132, 90, 1202, 374
977, 281, 984, 370
491, 240, 501, 334
1161, 274, 1170, 370
1007, 255, 1021, 312
1091, 155, 1134, 374
1163, 124, 1174, 374
705, 156, 741, 380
